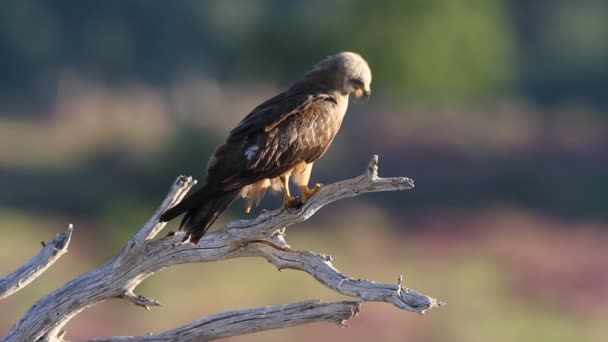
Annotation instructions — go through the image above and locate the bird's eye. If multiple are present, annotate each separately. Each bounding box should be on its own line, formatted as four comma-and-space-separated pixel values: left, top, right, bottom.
350, 79, 364, 89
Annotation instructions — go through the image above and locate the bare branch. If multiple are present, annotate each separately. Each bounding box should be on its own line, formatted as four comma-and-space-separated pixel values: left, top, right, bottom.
87, 300, 360, 342
0, 225, 73, 300
248, 246, 444, 314
124, 175, 195, 257
2, 156, 442, 342
2, 176, 195, 342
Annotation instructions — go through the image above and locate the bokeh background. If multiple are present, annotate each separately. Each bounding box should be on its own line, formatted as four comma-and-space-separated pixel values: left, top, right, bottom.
1, 1, 607, 341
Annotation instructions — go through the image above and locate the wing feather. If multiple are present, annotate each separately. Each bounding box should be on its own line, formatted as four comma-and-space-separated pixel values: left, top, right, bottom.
206, 83, 340, 192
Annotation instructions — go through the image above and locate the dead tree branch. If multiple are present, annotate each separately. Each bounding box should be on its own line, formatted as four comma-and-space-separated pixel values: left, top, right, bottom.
2, 155, 443, 342
0, 225, 73, 300
88, 300, 360, 342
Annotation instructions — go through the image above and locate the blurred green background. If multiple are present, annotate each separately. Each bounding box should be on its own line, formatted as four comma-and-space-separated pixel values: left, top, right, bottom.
1, 1, 607, 341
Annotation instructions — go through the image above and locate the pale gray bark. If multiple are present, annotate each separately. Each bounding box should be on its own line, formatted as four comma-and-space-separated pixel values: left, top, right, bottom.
1, 155, 443, 342
0, 225, 72, 300
88, 300, 361, 342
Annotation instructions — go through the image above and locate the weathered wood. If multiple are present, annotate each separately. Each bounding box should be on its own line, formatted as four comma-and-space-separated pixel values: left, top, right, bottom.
87, 300, 360, 342
0, 225, 73, 300
1, 156, 443, 342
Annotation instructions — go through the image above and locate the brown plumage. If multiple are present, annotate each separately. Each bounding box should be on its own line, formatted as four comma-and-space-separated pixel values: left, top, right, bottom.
159, 52, 372, 243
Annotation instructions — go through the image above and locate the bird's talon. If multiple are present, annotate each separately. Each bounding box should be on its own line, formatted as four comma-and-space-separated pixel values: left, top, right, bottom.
283, 196, 303, 209
301, 183, 322, 203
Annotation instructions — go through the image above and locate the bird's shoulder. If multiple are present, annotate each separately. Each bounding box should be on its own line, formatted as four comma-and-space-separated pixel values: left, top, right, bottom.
229, 82, 337, 138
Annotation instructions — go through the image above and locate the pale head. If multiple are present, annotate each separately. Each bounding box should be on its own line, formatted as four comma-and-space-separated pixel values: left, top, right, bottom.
307, 52, 372, 99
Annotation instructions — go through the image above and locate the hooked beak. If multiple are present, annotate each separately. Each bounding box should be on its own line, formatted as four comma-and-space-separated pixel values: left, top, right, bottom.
362, 85, 371, 100
354, 85, 371, 102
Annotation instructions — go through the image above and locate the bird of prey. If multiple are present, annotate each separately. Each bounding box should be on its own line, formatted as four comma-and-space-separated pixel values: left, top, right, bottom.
159, 52, 372, 243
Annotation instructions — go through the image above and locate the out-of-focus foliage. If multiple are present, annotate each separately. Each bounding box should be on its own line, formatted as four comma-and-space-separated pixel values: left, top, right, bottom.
510, 0, 608, 108
331, 0, 515, 100
0, 0, 607, 109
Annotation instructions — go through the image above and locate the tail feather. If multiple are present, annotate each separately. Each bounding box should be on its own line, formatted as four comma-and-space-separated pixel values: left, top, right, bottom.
181, 190, 238, 242
159, 184, 217, 222
160, 184, 239, 243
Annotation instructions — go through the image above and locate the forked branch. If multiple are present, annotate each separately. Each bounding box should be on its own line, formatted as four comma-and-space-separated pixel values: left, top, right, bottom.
2, 155, 443, 342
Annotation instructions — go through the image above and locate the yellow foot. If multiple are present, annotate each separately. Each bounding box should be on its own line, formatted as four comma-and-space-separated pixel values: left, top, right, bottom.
283, 195, 302, 209
301, 183, 322, 203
